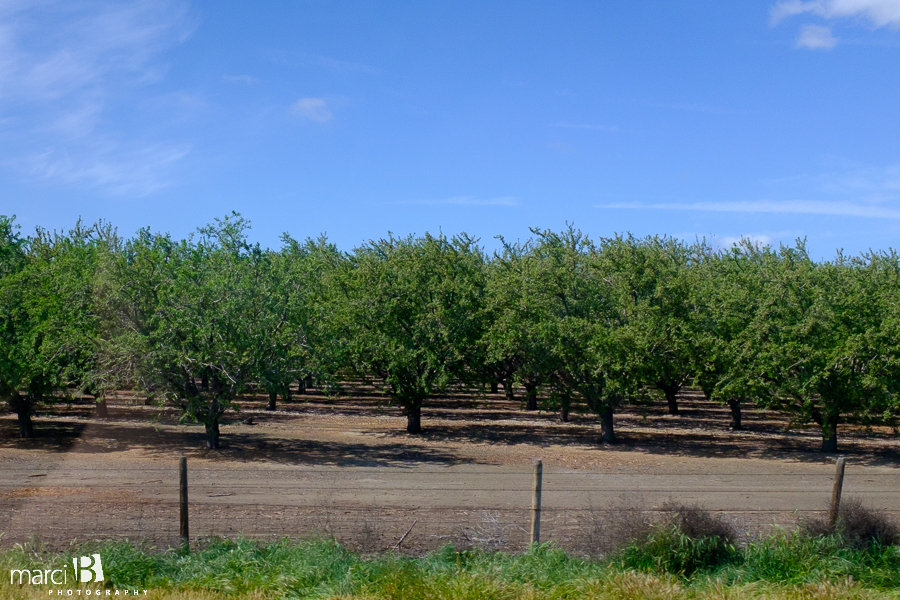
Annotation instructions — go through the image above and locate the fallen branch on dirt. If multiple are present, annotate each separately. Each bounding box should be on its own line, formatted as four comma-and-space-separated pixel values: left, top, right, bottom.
394, 519, 417, 551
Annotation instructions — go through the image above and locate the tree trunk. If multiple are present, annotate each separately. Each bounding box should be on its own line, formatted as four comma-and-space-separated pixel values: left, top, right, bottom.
205, 419, 220, 449
10, 394, 35, 438
17, 410, 34, 438
599, 406, 616, 444
727, 398, 742, 430
266, 391, 277, 411
490, 381, 499, 394
303, 375, 313, 390
524, 383, 538, 411
406, 404, 422, 434
821, 418, 838, 453
95, 397, 108, 418
504, 381, 514, 401
660, 384, 679, 416
560, 404, 570, 423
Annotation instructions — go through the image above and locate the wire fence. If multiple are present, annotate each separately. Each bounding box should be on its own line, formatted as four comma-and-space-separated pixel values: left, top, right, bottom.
2, 463, 899, 555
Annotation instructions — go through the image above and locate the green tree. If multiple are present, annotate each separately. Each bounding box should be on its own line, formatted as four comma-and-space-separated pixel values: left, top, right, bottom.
333, 233, 486, 433
598, 235, 699, 416
0, 218, 105, 437
482, 239, 557, 413
252, 234, 344, 411
528, 227, 638, 443
247, 245, 305, 411
0, 215, 30, 436
692, 241, 773, 430
109, 214, 261, 449
747, 245, 900, 452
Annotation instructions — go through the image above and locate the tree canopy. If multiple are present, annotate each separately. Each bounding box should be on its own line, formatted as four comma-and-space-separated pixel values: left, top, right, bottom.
2, 213, 898, 452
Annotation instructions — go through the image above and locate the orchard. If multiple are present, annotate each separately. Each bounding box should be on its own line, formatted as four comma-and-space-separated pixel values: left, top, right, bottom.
2, 213, 899, 452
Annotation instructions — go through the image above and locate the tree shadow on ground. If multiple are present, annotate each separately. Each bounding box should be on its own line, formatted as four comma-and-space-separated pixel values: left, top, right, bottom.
379, 418, 900, 468
3, 387, 898, 468
0, 417, 473, 467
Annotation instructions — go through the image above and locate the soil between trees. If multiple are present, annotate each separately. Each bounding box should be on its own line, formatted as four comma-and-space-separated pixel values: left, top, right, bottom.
1, 386, 898, 553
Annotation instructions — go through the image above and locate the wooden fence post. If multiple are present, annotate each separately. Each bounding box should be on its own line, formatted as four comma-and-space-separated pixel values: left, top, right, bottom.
180, 456, 189, 548
828, 456, 846, 528
530, 459, 542, 547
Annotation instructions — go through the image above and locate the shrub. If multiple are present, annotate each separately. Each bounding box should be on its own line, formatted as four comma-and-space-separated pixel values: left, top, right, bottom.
800, 498, 899, 549
662, 502, 736, 543
837, 498, 900, 549
582, 497, 654, 557
616, 503, 737, 577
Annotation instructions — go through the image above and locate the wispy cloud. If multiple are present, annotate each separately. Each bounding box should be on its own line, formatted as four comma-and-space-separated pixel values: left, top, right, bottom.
263, 50, 380, 75
306, 53, 380, 74
640, 100, 755, 115
15, 142, 190, 196
599, 199, 900, 218
797, 24, 838, 47
0, 0, 195, 195
223, 74, 256, 84
714, 233, 776, 249
764, 161, 900, 200
402, 196, 519, 206
771, 0, 900, 27
0, 0, 193, 102
547, 141, 576, 154
291, 97, 332, 122
552, 122, 623, 132
771, 0, 900, 49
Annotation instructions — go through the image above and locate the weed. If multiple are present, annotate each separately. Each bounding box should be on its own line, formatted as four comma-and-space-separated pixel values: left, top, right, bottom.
616, 503, 738, 576
1, 532, 898, 599
453, 511, 521, 552
800, 498, 900, 549
581, 494, 654, 557
837, 499, 900, 549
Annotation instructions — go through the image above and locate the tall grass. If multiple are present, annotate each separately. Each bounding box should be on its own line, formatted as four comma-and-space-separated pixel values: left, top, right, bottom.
1, 533, 898, 599
719, 530, 900, 589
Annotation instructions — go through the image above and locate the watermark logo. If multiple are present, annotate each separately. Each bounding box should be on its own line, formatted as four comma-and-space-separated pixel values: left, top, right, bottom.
10, 553, 105, 585
9, 551, 148, 595
73, 554, 104, 584
9, 566, 67, 586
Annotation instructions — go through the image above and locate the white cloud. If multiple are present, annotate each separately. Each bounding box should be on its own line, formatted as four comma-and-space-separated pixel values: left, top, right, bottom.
0, 0, 193, 102
817, 163, 900, 197
0, 0, 195, 195
714, 234, 776, 250
599, 199, 900, 218
404, 196, 518, 206
797, 24, 839, 47
306, 53, 379, 74
15, 142, 190, 196
552, 122, 622, 132
765, 161, 900, 200
223, 74, 256, 84
772, 0, 900, 28
291, 97, 332, 123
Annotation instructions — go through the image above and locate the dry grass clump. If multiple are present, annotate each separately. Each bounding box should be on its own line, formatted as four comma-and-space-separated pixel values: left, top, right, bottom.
615, 503, 738, 576
801, 497, 900, 549
660, 502, 737, 546
580, 495, 655, 556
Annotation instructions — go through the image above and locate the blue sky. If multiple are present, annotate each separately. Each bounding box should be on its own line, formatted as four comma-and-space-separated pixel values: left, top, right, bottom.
1, 0, 900, 257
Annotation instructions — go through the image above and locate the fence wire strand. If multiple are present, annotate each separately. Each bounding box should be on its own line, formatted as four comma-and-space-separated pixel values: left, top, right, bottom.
2, 464, 899, 555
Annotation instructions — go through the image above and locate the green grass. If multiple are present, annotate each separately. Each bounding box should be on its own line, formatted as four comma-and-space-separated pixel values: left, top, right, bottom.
1, 535, 899, 600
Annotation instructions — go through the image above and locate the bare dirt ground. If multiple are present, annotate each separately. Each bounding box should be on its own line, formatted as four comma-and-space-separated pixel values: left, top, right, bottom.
1, 385, 898, 554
